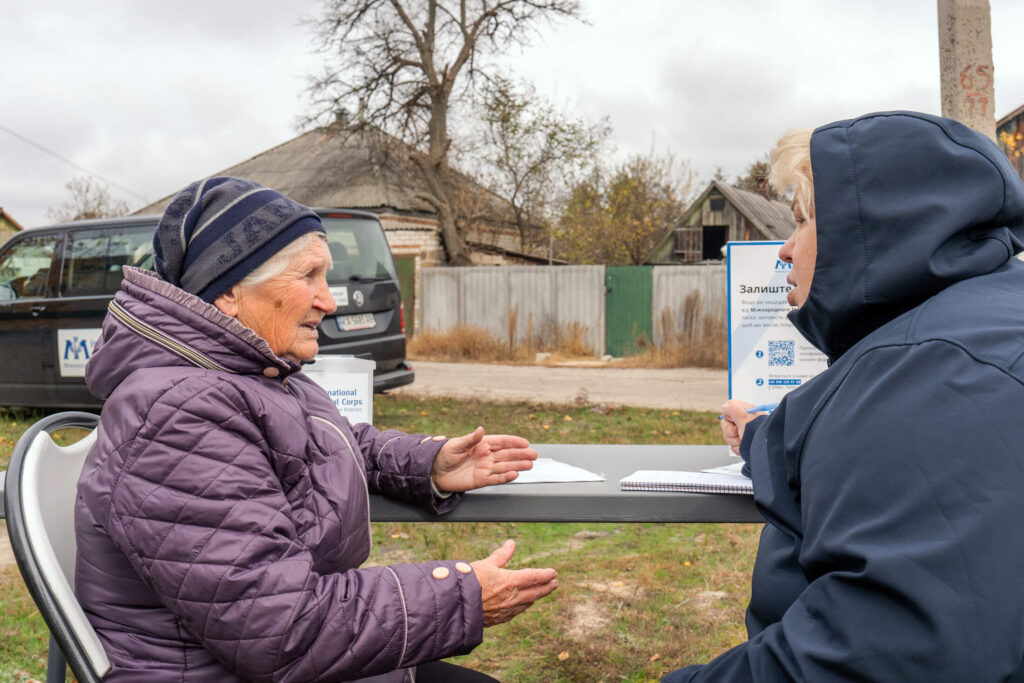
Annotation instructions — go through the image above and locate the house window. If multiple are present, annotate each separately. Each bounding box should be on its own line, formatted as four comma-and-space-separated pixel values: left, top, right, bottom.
709, 197, 725, 212
702, 225, 727, 260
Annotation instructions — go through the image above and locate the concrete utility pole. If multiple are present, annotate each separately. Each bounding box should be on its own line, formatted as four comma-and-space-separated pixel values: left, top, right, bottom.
938, 0, 996, 140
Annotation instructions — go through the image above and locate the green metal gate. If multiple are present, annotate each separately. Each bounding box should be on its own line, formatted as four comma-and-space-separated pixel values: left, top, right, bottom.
605, 266, 653, 357
393, 256, 416, 336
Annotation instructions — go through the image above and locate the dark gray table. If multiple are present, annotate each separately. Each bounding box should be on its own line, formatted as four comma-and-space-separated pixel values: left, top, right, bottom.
371, 444, 764, 523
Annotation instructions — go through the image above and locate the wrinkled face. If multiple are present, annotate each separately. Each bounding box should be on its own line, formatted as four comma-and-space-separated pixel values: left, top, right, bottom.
216, 238, 337, 362
778, 198, 817, 308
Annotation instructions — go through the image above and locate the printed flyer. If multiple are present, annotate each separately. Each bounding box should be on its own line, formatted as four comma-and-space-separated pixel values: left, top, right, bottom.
727, 241, 827, 405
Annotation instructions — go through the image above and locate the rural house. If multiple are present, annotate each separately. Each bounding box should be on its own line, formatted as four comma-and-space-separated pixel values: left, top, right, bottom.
136, 120, 554, 333
645, 180, 795, 264
137, 120, 546, 268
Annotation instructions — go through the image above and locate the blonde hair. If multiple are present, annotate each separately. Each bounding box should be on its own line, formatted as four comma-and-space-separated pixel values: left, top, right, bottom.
236, 232, 328, 289
769, 129, 815, 218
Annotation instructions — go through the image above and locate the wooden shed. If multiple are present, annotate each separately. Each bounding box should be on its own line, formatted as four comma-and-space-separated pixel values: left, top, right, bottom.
645, 181, 795, 264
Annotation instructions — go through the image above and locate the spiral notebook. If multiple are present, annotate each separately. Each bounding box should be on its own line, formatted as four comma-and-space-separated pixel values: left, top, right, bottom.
620, 468, 753, 495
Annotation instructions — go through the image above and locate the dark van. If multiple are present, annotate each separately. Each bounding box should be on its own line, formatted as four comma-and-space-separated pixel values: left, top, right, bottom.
0, 209, 413, 409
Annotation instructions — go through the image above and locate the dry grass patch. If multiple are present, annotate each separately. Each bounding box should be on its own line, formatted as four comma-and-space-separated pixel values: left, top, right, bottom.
619, 292, 728, 369
409, 309, 595, 364
411, 294, 729, 369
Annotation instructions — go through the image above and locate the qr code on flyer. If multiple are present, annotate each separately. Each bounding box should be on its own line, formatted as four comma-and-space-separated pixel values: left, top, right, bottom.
768, 340, 795, 367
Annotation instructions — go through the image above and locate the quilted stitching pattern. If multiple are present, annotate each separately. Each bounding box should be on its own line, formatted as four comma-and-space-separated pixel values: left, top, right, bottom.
75, 273, 484, 682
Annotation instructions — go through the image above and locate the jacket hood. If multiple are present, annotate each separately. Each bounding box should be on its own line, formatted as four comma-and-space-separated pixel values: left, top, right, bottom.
86, 267, 300, 399
790, 111, 1024, 359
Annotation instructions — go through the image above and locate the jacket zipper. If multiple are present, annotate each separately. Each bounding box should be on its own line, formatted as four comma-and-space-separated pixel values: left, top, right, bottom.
310, 415, 372, 539
108, 301, 237, 373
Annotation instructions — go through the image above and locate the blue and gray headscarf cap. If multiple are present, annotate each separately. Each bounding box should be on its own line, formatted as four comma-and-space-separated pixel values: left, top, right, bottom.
153, 177, 325, 303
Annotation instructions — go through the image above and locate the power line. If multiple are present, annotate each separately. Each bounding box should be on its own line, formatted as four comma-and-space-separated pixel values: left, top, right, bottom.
0, 123, 149, 203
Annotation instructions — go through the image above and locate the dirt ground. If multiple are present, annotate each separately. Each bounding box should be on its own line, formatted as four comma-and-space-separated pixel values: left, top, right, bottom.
391, 361, 728, 413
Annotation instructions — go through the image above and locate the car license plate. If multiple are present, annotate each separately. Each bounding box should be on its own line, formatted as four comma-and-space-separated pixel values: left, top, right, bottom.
338, 313, 375, 331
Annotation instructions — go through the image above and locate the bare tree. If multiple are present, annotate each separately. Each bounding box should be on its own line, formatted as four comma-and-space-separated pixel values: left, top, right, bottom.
46, 176, 131, 222
476, 76, 609, 252
305, 0, 581, 265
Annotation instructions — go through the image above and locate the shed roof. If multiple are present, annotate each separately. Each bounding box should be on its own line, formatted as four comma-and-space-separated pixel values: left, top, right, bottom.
710, 180, 795, 240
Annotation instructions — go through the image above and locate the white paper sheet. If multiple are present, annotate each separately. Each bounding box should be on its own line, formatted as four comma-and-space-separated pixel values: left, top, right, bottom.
505, 457, 605, 484
701, 461, 745, 475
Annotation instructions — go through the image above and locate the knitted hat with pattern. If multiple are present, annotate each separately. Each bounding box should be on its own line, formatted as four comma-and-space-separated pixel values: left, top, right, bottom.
153, 177, 325, 303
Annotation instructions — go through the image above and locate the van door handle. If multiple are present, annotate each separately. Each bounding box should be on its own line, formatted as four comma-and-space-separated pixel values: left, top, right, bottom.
30, 305, 46, 316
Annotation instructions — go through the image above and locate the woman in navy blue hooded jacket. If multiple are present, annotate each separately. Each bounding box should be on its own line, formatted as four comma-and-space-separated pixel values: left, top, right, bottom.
665, 111, 1024, 682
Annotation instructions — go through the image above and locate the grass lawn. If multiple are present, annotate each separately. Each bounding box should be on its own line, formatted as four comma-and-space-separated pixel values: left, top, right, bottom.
0, 396, 760, 682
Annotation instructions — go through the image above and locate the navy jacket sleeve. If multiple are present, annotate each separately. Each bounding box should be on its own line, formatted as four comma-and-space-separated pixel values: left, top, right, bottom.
666, 341, 1024, 681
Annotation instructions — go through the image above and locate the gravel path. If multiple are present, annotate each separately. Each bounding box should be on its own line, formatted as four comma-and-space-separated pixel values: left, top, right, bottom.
391, 361, 727, 413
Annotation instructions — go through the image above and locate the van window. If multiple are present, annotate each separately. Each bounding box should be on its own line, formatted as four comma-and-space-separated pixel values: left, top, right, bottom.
322, 217, 397, 282
0, 234, 59, 300
60, 225, 155, 297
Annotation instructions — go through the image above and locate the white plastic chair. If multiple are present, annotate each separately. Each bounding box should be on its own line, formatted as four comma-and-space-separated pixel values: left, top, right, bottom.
4, 411, 110, 683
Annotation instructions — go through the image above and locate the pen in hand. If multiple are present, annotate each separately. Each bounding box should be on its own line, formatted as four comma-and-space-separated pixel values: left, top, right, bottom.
719, 402, 780, 420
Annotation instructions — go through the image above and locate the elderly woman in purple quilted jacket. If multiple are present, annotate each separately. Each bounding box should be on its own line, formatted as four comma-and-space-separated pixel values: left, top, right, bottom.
75, 177, 558, 683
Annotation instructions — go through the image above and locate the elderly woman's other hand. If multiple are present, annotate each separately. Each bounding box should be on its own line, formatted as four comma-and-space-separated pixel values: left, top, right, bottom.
720, 399, 764, 455
431, 427, 537, 493
470, 540, 558, 627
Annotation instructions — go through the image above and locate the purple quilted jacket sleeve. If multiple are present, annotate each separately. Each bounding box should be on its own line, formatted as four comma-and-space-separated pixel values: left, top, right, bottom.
349, 422, 463, 514
100, 377, 483, 681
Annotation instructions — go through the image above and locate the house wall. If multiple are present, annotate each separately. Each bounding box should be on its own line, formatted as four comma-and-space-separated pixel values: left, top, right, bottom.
377, 212, 445, 264
376, 211, 528, 266
0, 215, 19, 246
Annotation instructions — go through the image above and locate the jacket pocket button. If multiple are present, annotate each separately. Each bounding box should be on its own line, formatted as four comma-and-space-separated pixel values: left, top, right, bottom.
455, 562, 472, 574
432, 566, 450, 580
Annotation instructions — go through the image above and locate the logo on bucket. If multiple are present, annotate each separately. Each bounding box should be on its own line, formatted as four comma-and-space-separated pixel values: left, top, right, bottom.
305, 355, 376, 424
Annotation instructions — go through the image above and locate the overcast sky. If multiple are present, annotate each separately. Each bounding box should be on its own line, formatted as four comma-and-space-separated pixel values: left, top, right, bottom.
4, 0, 1024, 229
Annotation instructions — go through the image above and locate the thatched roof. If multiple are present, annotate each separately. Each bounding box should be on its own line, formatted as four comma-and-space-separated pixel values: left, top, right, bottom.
137, 124, 439, 215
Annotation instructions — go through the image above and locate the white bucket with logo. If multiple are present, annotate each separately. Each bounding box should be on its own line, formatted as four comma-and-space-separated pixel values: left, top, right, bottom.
304, 355, 375, 425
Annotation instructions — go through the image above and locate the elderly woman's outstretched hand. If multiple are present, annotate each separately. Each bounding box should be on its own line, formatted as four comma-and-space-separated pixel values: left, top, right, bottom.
471, 540, 558, 627
431, 427, 537, 493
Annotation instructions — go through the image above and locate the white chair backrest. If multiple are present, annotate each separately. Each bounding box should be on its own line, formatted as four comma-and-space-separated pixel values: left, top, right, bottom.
22, 427, 111, 675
